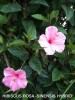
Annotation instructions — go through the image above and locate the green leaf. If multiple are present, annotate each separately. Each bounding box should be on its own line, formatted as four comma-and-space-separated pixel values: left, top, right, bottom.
50, 10, 59, 21
39, 69, 49, 78
0, 35, 3, 44
69, 16, 75, 26
32, 41, 42, 50
67, 45, 75, 54
37, 76, 51, 86
0, 2, 21, 13
0, 29, 5, 35
7, 39, 26, 48
52, 68, 64, 81
27, 22, 37, 41
0, 14, 8, 24
22, 66, 32, 78
30, 0, 49, 7
21, 89, 28, 100
8, 47, 28, 61
67, 45, 75, 50
58, 27, 67, 35
22, 20, 32, 32
28, 5, 40, 14
29, 57, 42, 74
69, 59, 75, 67
22, 20, 37, 41
70, 97, 75, 100
32, 14, 48, 21
0, 44, 5, 53
62, 5, 74, 20
48, 62, 56, 72
69, 27, 75, 35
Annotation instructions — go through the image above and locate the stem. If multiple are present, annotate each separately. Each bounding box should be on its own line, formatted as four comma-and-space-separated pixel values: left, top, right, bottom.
3, 52, 10, 67
20, 61, 26, 69
21, 0, 27, 18
64, 73, 75, 75
60, 80, 75, 100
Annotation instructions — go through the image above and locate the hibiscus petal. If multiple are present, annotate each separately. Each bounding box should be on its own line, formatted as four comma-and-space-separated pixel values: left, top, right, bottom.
44, 45, 55, 55
10, 82, 20, 92
15, 69, 26, 78
45, 26, 58, 40
57, 32, 66, 39
4, 67, 15, 77
38, 34, 50, 47
53, 32, 66, 44
52, 44, 65, 53
2, 76, 12, 88
17, 78, 28, 88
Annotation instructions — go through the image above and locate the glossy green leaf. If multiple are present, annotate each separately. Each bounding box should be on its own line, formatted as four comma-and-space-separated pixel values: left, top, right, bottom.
29, 57, 42, 74
30, 0, 49, 7
21, 66, 32, 78
7, 39, 26, 48
50, 10, 59, 21
22, 20, 37, 41
58, 27, 67, 35
32, 41, 42, 50
62, 5, 74, 20
69, 59, 75, 67
0, 2, 21, 13
52, 68, 64, 81
27, 22, 37, 41
22, 20, 32, 32
8, 47, 28, 61
39, 69, 49, 78
69, 16, 75, 26
32, 14, 48, 21
0, 14, 8, 24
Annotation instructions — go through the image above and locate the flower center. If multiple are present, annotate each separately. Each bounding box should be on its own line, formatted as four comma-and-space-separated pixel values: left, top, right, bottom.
15, 74, 19, 77
48, 39, 52, 43
12, 74, 19, 82
48, 37, 56, 44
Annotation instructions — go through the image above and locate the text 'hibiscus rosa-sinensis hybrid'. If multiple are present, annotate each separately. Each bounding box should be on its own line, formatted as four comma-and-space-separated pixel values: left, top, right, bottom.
38, 26, 66, 55
2, 67, 28, 92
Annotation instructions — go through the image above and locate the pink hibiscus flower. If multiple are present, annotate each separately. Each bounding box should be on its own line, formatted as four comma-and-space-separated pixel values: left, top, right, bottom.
38, 26, 66, 55
2, 67, 28, 92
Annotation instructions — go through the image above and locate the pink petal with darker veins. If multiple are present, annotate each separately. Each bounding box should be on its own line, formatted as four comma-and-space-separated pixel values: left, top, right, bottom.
45, 26, 58, 41
10, 82, 20, 92
15, 69, 26, 78
2, 76, 13, 88
44, 45, 55, 55
4, 67, 15, 77
51, 44, 65, 53
17, 78, 28, 88
38, 34, 50, 48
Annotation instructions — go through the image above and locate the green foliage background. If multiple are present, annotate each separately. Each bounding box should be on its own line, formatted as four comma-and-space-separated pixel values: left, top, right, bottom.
0, 0, 75, 100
